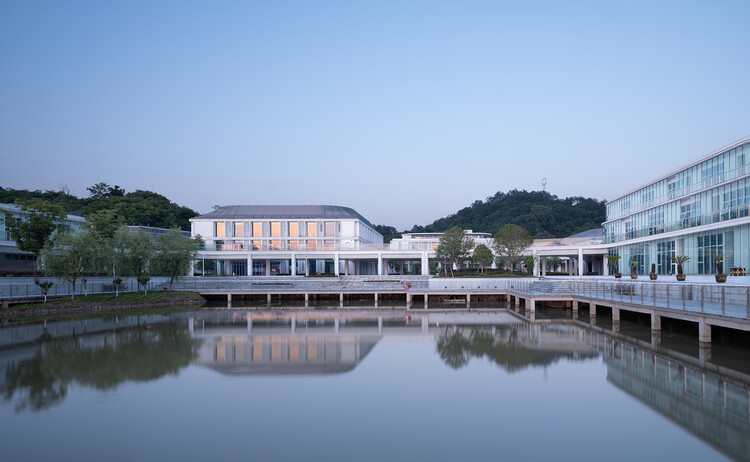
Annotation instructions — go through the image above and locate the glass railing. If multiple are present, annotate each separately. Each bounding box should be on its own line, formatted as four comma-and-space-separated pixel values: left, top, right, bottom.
604, 203, 750, 244
607, 163, 750, 221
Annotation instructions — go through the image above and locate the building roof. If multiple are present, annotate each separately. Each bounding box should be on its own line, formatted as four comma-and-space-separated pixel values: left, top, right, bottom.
194, 205, 376, 229
0, 203, 86, 222
565, 228, 603, 239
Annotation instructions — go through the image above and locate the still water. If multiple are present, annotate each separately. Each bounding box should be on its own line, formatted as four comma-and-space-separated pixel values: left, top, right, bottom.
1, 309, 749, 462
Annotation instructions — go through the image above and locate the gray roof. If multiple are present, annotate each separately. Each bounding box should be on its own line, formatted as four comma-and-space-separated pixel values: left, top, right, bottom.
565, 228, 603, 239
195, 205, 376, 228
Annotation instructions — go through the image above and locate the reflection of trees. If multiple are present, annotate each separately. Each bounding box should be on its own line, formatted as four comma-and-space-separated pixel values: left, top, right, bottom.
3, 322, 198, 412
437, 327, 472, 369
436, 325, 594, 372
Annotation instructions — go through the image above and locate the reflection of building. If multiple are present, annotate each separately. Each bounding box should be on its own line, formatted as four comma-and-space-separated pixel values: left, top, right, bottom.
593, 337, 750, 461
197, 333, 380, 375
0, 204, 85, 272
604, 136, 750, 275
191, 205, 384, 276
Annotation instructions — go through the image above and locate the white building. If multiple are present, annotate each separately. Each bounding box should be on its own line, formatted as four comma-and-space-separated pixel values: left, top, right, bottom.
191, 205, 388, 276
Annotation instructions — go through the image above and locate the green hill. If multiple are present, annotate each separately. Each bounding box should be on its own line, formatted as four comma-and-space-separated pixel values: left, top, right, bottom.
408, 190, 605, 239
0, 184, 198, 231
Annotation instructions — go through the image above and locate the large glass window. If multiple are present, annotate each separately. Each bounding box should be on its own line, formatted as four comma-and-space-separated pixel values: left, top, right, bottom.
215, 222, 225, 237
657, 241, 675, 275
252, 240, 261, 250
325, 222, 335, 237
697, 233, 723, 274
307, 222, 317, 237
252, 222, 262, 237
289, 222, 299, 237
271, 222, 280, 237
289, 240, 299, 250
270, 240, 281, 250
306, 239, 316, 250
233, 222, 243, 237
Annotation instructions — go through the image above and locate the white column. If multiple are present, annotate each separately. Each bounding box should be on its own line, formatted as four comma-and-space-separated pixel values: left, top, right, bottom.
291, 254, 296, 276
602, 254, 608, 276
533, 250, 540, 277
247, 255, 253, 276
578, 248, 584, 276
377, 253, 383, 276
421, 252, 429, 275
305, 258, 310, 276
265, 259, 271, 276
334, 253, 340, 276
541, 257, 546, 276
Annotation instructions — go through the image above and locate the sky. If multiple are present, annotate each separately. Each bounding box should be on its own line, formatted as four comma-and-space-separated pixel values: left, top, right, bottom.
1, 0, 749, 230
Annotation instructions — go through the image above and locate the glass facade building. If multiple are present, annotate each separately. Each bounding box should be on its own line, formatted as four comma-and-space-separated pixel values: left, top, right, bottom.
604, 136, 750, 275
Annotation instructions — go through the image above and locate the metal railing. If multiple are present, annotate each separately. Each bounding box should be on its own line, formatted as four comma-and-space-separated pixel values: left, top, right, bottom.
512, 279, 750, 320
0, 277, 171, 300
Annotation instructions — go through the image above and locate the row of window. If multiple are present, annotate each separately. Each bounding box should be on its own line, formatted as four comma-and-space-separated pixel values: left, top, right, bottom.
605, 176, 750, 243
3, 254, 36, 261
608, 230, 729, 275
213, 239, 356, 251
607, 142, 750, 220
214, 221, 339, 238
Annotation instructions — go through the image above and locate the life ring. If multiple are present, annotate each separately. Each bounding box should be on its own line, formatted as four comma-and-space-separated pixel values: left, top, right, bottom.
403, 313, 411, 322
403, 282, 412, 290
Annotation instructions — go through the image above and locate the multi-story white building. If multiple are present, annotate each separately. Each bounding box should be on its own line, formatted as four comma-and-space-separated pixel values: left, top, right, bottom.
191, 205, 386, 276
603, 136, 750, 275
389, 230, 493, 251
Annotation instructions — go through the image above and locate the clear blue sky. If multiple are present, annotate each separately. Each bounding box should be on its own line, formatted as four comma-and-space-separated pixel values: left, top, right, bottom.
1, 0, 749, 230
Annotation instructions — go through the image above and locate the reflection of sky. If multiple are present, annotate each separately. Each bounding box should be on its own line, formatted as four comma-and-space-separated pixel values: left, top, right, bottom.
1, 324, 727, 462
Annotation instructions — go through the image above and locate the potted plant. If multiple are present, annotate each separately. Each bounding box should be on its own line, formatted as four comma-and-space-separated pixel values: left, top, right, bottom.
715, 254, 727, 283
607, 255, 622, 278
671, 255, 690, 281
630, 261, 638, 279
649, 263, 657, 280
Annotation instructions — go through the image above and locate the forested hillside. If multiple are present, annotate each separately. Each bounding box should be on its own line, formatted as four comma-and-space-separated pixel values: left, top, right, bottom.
408, 190, 605, 238
0, 184, 198, 231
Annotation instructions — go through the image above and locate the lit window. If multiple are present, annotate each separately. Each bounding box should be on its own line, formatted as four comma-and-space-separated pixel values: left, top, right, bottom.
233, 222, 243, 237
252, 222, 262, 237
289, 222, 299, 237
307, 222, 316, 237
215, 222, 225, 237
271, 222, 280, 237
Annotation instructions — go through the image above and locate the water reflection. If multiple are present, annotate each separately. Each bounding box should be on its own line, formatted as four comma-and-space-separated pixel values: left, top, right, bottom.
2, 322, 198, 412
436, 324, 599, 371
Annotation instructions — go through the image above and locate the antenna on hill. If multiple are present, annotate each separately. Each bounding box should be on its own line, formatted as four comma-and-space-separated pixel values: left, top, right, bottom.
542, 178, 547, 192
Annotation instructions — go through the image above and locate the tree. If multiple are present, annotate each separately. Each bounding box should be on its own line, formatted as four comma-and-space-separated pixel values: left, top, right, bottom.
83, 209, 126, 239
435, 227, 474, 275
86, 183, 125, 200
374, 225, 401, 243
34, 278, 54, 303
493, 224, 533, 272
40, 229, 103, 301
115, 228, 155, 295
546, 256, 562, 272
472, 244, 493, 273
4, 199, 67, 260
152, 230, 203, 289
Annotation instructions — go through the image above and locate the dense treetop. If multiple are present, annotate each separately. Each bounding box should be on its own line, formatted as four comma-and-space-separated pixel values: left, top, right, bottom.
408, 190, 605, 239
0, 185, 197, 231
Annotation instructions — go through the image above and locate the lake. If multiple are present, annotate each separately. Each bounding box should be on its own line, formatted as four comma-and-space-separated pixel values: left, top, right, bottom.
1, 309, 748, 461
